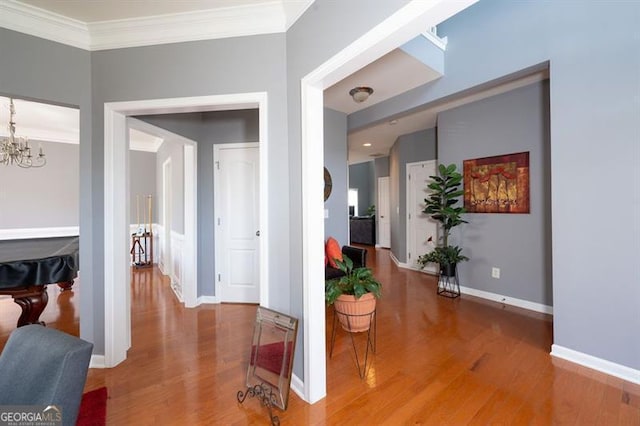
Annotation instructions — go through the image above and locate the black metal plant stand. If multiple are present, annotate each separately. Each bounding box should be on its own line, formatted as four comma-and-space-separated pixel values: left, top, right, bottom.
329, 307, 376, 379
237, 383, 281, 426
437, 263, 460, 298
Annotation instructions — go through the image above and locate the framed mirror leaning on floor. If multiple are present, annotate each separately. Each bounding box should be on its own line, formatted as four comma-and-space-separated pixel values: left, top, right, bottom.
237, 307, 298, 425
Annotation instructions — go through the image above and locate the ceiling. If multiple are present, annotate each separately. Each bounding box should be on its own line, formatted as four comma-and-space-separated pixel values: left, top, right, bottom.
343, 72, 549, 164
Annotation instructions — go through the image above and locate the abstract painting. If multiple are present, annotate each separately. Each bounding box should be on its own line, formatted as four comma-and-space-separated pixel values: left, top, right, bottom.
463, 151, 530, 213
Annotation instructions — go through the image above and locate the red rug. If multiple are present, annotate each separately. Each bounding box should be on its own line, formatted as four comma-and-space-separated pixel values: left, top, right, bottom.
76, 387, 107, 426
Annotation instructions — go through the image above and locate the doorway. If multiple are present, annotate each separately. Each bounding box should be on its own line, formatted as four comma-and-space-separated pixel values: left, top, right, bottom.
301, 0, 474, 403
406, 160, 437, 272
377, 177, 390, 248
104, 93, 269, 368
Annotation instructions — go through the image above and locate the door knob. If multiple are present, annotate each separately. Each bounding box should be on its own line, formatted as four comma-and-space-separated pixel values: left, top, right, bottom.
256, 230, 260, 237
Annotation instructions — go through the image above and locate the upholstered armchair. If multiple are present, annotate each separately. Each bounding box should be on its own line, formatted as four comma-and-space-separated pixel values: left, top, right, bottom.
0, 325, 93, 426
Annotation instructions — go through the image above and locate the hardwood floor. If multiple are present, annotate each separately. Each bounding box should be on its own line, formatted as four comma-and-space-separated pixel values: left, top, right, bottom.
1, 248, 638, 425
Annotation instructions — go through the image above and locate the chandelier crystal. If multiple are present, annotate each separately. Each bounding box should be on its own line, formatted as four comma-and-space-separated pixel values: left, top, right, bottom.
1, 99, 46, 168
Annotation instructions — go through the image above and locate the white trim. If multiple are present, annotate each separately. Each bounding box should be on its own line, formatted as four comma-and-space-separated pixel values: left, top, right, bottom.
0, 226, 79, 240
459, 285, 553, 315
551, 344, 640, 385
420, 30, 448, 51
0, 0, 90, 50
129, 137, 163, 153
89, 355, 106, 369
197, 295, 219, 305
104, 92, 268, 368
88, 3, 285, 51
389, 251, 411, 269
290, 374, 305, 400
103, 107, 130, 367
183, 144, 198, 308
0, 0, 302, 51
300, 81, 326, 405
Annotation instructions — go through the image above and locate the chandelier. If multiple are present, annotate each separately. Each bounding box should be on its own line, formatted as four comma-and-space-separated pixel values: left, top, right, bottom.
0, 99, 46, 168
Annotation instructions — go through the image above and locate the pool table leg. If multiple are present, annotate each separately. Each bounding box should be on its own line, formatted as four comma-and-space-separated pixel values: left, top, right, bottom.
3, 285, 49, 327
57, 280, 74, 291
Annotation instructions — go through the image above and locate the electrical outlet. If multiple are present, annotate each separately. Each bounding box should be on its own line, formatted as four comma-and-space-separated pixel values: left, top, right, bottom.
491, 267, 500, 279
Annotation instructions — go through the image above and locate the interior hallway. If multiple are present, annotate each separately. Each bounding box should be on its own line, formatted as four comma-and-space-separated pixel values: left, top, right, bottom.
0, 248, 638, 424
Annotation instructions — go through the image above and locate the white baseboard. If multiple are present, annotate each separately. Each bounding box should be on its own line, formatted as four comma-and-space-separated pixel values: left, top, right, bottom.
290, 374, 306, 401
0, 226, 79, 240
89, 354, 106, 369
551, 344, 640, 385
390, 257, 552, 315
459, 285, 553, 315
197, 295, 219, 305
389, 251, 410, 269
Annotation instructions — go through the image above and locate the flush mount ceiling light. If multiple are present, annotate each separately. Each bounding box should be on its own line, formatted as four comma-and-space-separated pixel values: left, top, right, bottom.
363, 143, 372, 147
349, 86, 374, 103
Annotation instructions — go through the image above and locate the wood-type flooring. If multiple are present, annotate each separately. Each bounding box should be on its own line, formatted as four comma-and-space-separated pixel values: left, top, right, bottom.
0, 246, 638, 425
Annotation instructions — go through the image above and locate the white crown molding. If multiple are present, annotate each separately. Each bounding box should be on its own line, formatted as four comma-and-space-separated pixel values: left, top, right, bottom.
1, 1, 289, 51
88, 2, 285, 51
129, 136, 163, 153
0, 0, 90, 50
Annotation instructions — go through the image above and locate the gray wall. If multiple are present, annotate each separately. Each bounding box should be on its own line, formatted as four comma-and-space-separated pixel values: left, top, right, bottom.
323, 108, 348, 243
0, 28, 96, 346
129, 150, 157, 228
348, 161, 374, 217
439, 81, 551, 306
349, 1, 640, 371
137, 109, 260, 297
89, 33, 287, 353
0, 140, 79, 229
374, 156, 389, 178
389, 128, 437, 262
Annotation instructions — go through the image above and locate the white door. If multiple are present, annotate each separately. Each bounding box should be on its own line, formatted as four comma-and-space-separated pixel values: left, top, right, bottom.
407, 161, 438, 273
377, 177, 391, 248
214, 144, 260, 303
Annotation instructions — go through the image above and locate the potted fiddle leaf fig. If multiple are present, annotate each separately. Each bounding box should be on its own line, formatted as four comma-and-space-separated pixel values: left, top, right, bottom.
417, 163, 469, 296
325, 255, 381, 332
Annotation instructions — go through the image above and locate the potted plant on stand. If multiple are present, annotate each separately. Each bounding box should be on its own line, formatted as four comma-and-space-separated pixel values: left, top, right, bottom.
417, 163, 469, 298
325, 255, 382, 332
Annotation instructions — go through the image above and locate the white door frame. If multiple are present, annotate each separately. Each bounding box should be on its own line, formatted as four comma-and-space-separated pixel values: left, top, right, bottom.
161, 158, 173, 277
213, 142, 260, 303
128, 117, 199, 308
104, 93, 269, 367
300, 0, 476, 403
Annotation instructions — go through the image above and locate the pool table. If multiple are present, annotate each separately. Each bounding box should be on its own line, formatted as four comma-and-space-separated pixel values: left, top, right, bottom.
0, 236, 79, 327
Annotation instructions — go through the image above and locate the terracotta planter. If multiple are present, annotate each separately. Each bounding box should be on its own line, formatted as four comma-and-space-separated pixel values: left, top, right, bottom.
333, 293, 376, 332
